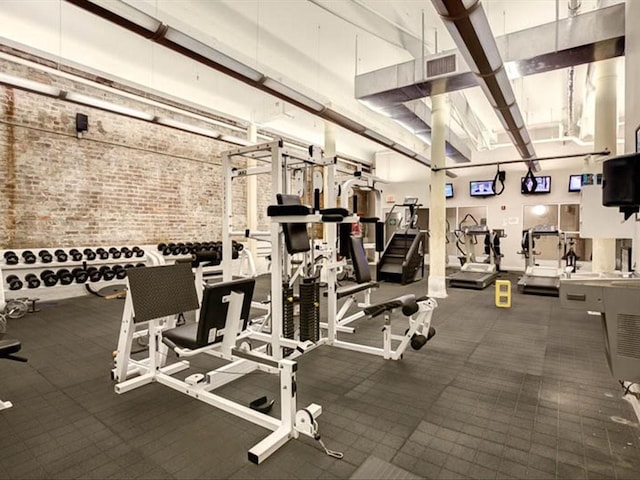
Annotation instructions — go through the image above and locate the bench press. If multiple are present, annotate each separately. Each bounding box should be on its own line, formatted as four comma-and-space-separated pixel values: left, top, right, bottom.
112, 262, 332, 464
0, 334, 27, 411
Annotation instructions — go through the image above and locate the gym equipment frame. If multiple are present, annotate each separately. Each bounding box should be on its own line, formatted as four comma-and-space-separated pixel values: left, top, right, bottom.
113, 263, 325, 464
517, 225, 564, 296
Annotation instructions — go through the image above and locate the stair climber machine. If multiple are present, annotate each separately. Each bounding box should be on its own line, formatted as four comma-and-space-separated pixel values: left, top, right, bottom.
377, 197, 425, 284
517, 225, 564, 296
447, 222, 505, 290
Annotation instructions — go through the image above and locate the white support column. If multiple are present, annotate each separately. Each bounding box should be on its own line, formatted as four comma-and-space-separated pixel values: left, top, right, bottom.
222, 151, 233, 282
246, 125, 258, 261
428, 94, 448, 298
626, 0, 640, 272
592, 58, 617, 273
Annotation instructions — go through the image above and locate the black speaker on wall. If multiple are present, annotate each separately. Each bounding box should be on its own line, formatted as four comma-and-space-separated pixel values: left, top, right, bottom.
76, 113, 88, 134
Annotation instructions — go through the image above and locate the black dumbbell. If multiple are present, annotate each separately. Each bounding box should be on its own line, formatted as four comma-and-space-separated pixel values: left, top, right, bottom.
4, 251, 19, 265
22, 251, 37, 264
83, 248, 97, 261
99, 266, 116, 281
6, 275, 23, 290
38, 250, 53, 263
112, 265, 127, 280
124, 264, 134, 270
135, 263, 145, 268
71, 267, 87, 284
96, 248, 109, 260
120, 247, 133, 258
108, 247, 121, 259
86, 267, 102, 282
69, 249, 83, 261
54, 249, 68, 262
132, 246, 144, 257
40, 270, 58, 287
57, 269, 73, 285
25, 274, 41, 289
157, 243, 167, 252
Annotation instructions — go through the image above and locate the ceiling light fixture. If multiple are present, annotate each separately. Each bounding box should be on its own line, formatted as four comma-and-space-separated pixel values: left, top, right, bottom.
262, 77, 325, 112
0, 72, 61, 96
155, 116, 221, 138
63, 91, 155, 120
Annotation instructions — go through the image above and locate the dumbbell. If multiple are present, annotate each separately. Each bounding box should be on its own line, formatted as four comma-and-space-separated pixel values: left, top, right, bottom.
108, 247, 121, 259
40, 270, 58, 287
112, 265, 127, 280
22, 250, 37, 264
25, 274, 41, 289
135, 263, 145, 268
71, 267, 89, 284
83, 248, 97, 261
132, 246, 144, 257
124, 264, 134, 270
95, 248, 109, 260
37, 250, 53, 263
54, 249, 68, 262
120, 247, 133, 258
56, 269, 73, 285
86, 267, 102, 282
99, 266, 116, 281
6, 275, 23, 290
4, 251, 19, 265
69, 249, 83, 261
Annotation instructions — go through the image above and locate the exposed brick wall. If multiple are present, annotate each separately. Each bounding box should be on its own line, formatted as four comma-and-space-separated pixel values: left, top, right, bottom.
0, 58, 274, 249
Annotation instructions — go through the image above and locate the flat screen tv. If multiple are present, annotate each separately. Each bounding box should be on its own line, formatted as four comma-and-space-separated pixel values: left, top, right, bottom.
568, 174, 582, 192
445, 183, 454, 198
521, 175, 551, 194
469, 180, 495, 197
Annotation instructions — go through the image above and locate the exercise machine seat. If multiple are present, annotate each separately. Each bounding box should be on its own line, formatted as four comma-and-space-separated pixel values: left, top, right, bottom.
163, 278, 256, 350
275, 194, 311, 254
364, 294, 419, 318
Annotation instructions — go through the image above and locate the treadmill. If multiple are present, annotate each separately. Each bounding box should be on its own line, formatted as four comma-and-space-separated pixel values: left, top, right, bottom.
517, 224, 563, 296
447, 224, 499, 290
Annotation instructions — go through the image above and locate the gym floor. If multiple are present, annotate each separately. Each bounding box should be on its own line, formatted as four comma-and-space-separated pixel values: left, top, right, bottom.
1, 272, 639, 480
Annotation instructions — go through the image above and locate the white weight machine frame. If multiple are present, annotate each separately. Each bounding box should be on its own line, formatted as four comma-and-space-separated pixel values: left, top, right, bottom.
112, 264, 324, 464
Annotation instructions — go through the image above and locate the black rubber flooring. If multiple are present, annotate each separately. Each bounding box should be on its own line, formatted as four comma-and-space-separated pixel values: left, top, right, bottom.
1, 272, 639, 479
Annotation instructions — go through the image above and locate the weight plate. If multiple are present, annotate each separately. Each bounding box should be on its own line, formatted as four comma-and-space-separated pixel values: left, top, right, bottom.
5, 299, 28, 319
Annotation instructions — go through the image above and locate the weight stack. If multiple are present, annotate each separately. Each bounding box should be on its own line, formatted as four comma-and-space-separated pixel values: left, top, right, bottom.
282, 283, 295, 356
299, 277, 320, 342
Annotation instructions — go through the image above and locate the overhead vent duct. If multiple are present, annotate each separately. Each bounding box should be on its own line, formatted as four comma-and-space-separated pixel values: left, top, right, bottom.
431, 0, 536, 167
64, 0, 429, 165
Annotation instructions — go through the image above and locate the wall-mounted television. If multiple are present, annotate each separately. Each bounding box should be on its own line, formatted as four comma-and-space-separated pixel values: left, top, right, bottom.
568, 174, 582, 192
469, 180, 495, 197
445, 183, 454, 199
521, 175, 551, 194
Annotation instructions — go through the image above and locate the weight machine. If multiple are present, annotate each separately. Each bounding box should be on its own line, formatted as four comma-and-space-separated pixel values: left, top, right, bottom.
112, 262, 331, 464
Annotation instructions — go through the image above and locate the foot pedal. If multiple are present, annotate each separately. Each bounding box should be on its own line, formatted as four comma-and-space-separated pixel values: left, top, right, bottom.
249, 396, 275, 414
185, 373, 205, 385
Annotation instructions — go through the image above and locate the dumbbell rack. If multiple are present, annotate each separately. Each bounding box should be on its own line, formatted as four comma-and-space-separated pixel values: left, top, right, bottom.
1, 246, 162, 309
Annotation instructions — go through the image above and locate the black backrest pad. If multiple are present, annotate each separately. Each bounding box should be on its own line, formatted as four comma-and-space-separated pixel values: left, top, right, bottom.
127, 263, 199, 323
349, 236, 372, 283
276, 193, 311, 254
197, 278, 256, 346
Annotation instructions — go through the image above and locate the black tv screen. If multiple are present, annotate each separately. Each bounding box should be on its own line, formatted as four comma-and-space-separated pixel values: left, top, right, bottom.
445, 183, 454, 198
470, 180, 494, 197
521, 175, 551, 194
568, 174, 582, 192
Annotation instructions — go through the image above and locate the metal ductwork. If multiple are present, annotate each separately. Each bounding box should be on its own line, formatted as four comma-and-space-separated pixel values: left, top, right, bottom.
64, 0, 430, 166
431, 0, 536, 166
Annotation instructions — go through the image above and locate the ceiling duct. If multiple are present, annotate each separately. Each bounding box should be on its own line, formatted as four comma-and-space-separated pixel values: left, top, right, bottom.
431, 0, 536, 167
64, 0, 429, 165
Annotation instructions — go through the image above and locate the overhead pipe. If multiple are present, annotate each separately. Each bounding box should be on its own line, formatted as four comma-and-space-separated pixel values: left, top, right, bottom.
64, 0, 430, 166
431, 0, 538, 169
566, 0, 581, 137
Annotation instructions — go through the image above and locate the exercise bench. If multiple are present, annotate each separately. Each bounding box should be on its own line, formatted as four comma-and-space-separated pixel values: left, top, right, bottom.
1, 334, 27, 410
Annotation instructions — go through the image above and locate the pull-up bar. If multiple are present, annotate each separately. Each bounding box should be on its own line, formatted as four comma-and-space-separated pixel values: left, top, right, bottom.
431, 150, 610, 172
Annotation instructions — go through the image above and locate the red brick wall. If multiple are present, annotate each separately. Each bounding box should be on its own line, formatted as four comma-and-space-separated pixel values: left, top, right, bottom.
0, 60, 266, 249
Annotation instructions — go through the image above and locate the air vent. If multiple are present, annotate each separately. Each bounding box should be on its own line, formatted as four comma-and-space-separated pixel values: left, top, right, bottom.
617, 313, 640, 359
426, 55, 456, 78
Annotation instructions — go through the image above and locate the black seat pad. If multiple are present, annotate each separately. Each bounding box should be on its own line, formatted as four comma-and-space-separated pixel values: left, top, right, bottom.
162, 323, 199, 350
363, 294, 418, 318
0, 334, 22, 357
